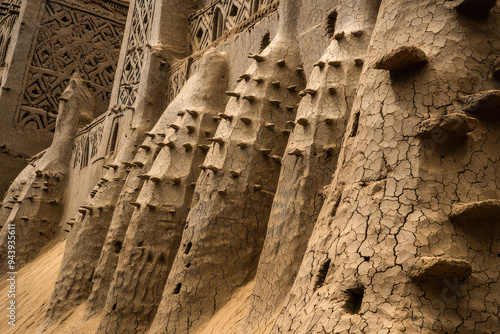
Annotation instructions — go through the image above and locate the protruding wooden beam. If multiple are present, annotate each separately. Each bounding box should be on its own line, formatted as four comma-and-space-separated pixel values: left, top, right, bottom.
328, 60, 341, 67
314, 61, 326, 69
249, 53, 266, 62
218, 113, 233, 121
288, 148, 303, 156
417, 113, 478, 140
198, 144, 210, 152
297, 118, 309, 126
207, 137, 224, 146
240, 117, 252, 125
374, 46, 428, 72
409, 257, 472, 282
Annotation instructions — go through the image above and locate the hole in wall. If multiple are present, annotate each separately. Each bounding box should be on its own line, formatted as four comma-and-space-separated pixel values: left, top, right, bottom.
212, 8, 225, 42
186, 262, 191, 268
330, 192, 342, 217
113, 240, 122, 254
146, 252, 153, 263
230, 4, 238, 16
344, 286, 365, 314
250, 0, 260, 15
153, 146, 161, 160
81, 137, 90, 168
196, 27, 204, 45
88, 268, 95, 282
107, 121, 120, 155
259, 31, 270, 52
0, 35, 4, 66
112, 303, 117, 311
173, 283, 182, 294
314, 259, 331, 291
137, 241, 144, 247
326, 11, 338, 39
184, 241, 192, 255
350, 112, 360, 137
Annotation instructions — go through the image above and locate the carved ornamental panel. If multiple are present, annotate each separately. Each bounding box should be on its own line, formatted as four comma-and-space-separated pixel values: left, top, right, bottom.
117, 0, 155, 106
72, 114, 105, 169
189, 0, 278, 52
0, 0, 21, 67
17, 0, 127, 132
166, 57, 191, 106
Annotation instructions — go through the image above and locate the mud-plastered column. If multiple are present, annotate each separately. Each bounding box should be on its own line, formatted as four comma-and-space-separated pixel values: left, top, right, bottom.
0, 74, 94, 271
147, 1, 306, 333
240, 1, 381, 333
41, 0, 198, 330
93, 50, 229, 334
270, 0, 500, 333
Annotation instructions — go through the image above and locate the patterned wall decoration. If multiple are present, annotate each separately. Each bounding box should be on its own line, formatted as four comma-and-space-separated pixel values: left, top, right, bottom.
189, 0, 278, 52
17, 0, 127, 132
117, 0, 155, 106
72, 113, 105, 169
166, 57, 191, 106
0, 0, 21, 67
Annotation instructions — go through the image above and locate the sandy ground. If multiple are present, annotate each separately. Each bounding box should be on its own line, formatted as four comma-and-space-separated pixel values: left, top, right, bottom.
0, 240, 66, 333
195, 280, 255, 334
0, 240, 101, 334
0, 238, 259, 334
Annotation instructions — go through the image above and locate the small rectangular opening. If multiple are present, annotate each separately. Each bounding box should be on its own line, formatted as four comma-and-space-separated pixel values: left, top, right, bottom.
326, 11, 337, 39
314, 259, 331, 291
344, 286, 364, 314
350, 112, 360, 137
173, 283, 182, 294
107, 116, 122, 155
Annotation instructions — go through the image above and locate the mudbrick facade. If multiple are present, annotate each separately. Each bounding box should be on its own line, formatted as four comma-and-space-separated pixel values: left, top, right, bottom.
0, 0, 128, 196
0, 0, 499, 333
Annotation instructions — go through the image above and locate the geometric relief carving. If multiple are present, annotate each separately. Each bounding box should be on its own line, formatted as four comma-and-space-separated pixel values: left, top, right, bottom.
189, 0, 278, 52
72, 115, 105, 169
117, 0, 155, 106
18, 0, 126, 131
166, 57, 191, 106
0, 0, 21, 66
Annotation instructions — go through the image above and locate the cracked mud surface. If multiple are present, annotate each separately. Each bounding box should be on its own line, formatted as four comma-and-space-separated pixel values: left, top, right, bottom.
1, 0, 499, 333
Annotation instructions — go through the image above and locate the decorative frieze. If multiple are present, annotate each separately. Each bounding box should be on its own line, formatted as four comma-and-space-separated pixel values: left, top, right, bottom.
166, 57, 191, 106
117, 0, 155, 106
0, 0, 21, 67
189, 0, 278, 52
17, 0, 127, 131
72, 113, 105, 169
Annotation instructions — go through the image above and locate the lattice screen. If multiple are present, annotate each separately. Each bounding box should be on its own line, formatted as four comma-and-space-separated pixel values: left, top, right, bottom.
189, 0, 278, 52
117, 0, 155, 106
0, 0, 21, 66
17, 0, 126, 131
